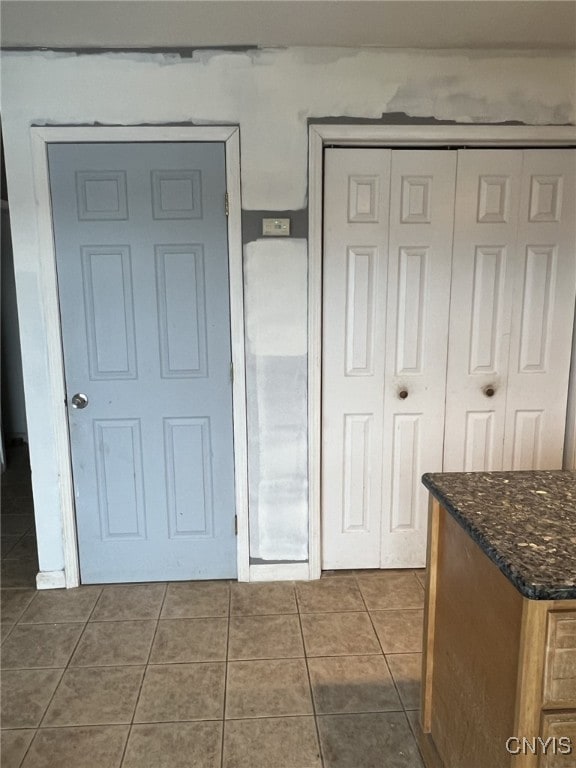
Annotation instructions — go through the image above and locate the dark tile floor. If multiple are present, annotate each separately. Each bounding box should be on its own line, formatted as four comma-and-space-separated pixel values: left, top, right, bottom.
1, 444, 426, 767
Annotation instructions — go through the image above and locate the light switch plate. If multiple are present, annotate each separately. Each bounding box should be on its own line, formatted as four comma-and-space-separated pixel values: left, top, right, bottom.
262, 218, 290, 236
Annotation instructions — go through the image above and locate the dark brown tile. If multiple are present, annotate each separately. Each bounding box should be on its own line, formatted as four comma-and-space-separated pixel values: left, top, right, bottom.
370, 610, 424, 654
223, 716, 321, 768
386, 653, 422, 710
1, 559, 37, 588
296, 578, 364, 613
91, 584, 165, 622
70, 620, 156, 666
0, 668, 63, 728
149, 618, 227, 663
1, 623, 84, 668
1, 588, 36, 624
161, 581, 229, 619
5, 535, 38, 562
230, 582, 297, 616
228, 614, 304, 660
300, 612, 381, 657
21, 726, 128, 768
1, 515, 34, 537
357, 572, 424, 611
19, 587, 101, 624
123, 722, 222, 768
226, 658, 313, 719
1, 535, 21, 557
0, 729, 35, 768
308, 655, 401, 714
42, 666, 145, 726
317, 712, 424, 768
134, 662, 225, 723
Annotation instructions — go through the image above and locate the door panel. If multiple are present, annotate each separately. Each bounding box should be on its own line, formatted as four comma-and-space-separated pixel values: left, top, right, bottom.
322, 149, 391, 569
49, 142, 237, 583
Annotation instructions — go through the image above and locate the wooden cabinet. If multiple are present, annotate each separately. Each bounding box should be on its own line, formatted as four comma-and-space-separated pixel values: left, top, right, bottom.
416, 498, 576, 768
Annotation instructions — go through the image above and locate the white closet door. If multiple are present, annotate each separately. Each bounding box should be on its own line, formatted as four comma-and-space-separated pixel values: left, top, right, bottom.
444, 151, 524, 471
322, 148, 391, 569
504, 150, 576, 469
380, 151, 457, 567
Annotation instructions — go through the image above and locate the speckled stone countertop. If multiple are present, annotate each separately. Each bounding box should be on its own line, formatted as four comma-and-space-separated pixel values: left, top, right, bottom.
422, 471, 576, 601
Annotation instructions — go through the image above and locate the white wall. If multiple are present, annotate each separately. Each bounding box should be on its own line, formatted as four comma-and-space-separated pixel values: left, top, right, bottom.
1, 47, 575, 575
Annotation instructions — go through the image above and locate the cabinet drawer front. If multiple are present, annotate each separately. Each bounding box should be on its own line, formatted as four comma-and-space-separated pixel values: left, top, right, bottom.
539, 713, 576, 767
544, 611, 576, 707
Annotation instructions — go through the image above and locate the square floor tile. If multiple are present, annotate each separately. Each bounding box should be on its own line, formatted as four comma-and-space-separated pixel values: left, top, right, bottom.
228, 615, 304, 660
0, 729, 35, 768
161, 581, 229, 619
42, 666, 145, 726
1, 588, 36, 624
70, 620, 156, 666
226, 658, 313, 719
20, 587, 101, 624
386, 653, 422, 710
21, 726, 128, 768
6, 535, 38, 562
317, 712, 424, 768
134, 663, 225, 722
308, 655, 402, 714
230, 582, 297, 616
223, 716, 321, 768
1, 559, 37, 588
123, 721, 222, 768
296, 578, 364, 613
357, 572, 424, 611
300, 612, 381, 657
149, 618, 227, 663
413, 570, 427, 589
1, 535, 21, 557
91, 584, 165, 622
370, 610, 424, 654
1, 623, 84, 668
1, 668, 63, 728
1, 622, 15, 642
1, 515, 34, 537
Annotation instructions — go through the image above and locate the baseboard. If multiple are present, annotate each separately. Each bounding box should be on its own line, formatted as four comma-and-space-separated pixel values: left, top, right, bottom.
36, 569, 67, 590
248, 562, 311, 582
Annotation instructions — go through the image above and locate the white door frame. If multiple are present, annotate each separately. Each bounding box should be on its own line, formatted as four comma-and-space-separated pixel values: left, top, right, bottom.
31, 125, 249, 587
308, 124, 576, 580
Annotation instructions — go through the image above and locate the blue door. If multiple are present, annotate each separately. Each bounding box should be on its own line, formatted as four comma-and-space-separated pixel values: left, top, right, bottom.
49, 142, 237, 582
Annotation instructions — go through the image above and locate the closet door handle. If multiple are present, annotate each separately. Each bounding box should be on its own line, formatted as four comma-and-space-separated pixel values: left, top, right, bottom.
484, 386, 495, 398
399, 390, 409, 400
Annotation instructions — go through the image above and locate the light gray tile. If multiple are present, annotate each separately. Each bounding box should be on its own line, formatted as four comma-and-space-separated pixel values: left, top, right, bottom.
42, 666, 145, 726
370, 610, 424, 654
226, 658, 313, 719
223, 716, 321, 768
386, 653, 422, 710
300, 612, 381, 657
21, 726, 128, 768
228, 615, 304, 660
317, 712, 424, 768
161, 581, 229, 619
1, 623, 84, 668
230, 582, 297, 616
308, 655, 401, 714
296, 579, 364, 613
123, 721, 222, 768
70, 620, 156, 666
0, 729, 35, 768
357, 572, 424, 611
134, 663, 225, 723
91, 584, 165, 622
0, 668, 63, 728
149, 618, 227, 663
20, 587, 101, 624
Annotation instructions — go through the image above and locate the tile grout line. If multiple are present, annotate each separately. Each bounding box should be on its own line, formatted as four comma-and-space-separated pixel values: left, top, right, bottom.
118, 581, 169, 768
220, 580, 232, 768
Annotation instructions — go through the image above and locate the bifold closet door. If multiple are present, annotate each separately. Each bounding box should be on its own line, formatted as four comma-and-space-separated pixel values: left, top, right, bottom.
444, 149, 576, 472
322, 149, 456, 569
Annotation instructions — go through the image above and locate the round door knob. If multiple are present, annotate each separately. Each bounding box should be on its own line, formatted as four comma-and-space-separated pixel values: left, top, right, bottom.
71, 393, 89, 409
399, 390, 409, 400
484, 386, 495, 398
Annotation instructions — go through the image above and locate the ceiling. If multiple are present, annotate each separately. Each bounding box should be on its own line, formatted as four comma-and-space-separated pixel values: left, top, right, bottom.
1, 0, 575, 50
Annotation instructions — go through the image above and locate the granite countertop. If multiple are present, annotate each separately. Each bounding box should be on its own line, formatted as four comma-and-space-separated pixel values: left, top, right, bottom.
422, 470, 576, 601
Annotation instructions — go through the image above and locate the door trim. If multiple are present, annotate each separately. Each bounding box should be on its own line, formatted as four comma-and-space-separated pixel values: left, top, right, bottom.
31, 125, 249, 587
308, 124, 576, 580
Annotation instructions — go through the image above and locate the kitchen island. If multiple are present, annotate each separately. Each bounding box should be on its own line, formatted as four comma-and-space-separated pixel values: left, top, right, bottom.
417, 471, 576, 768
